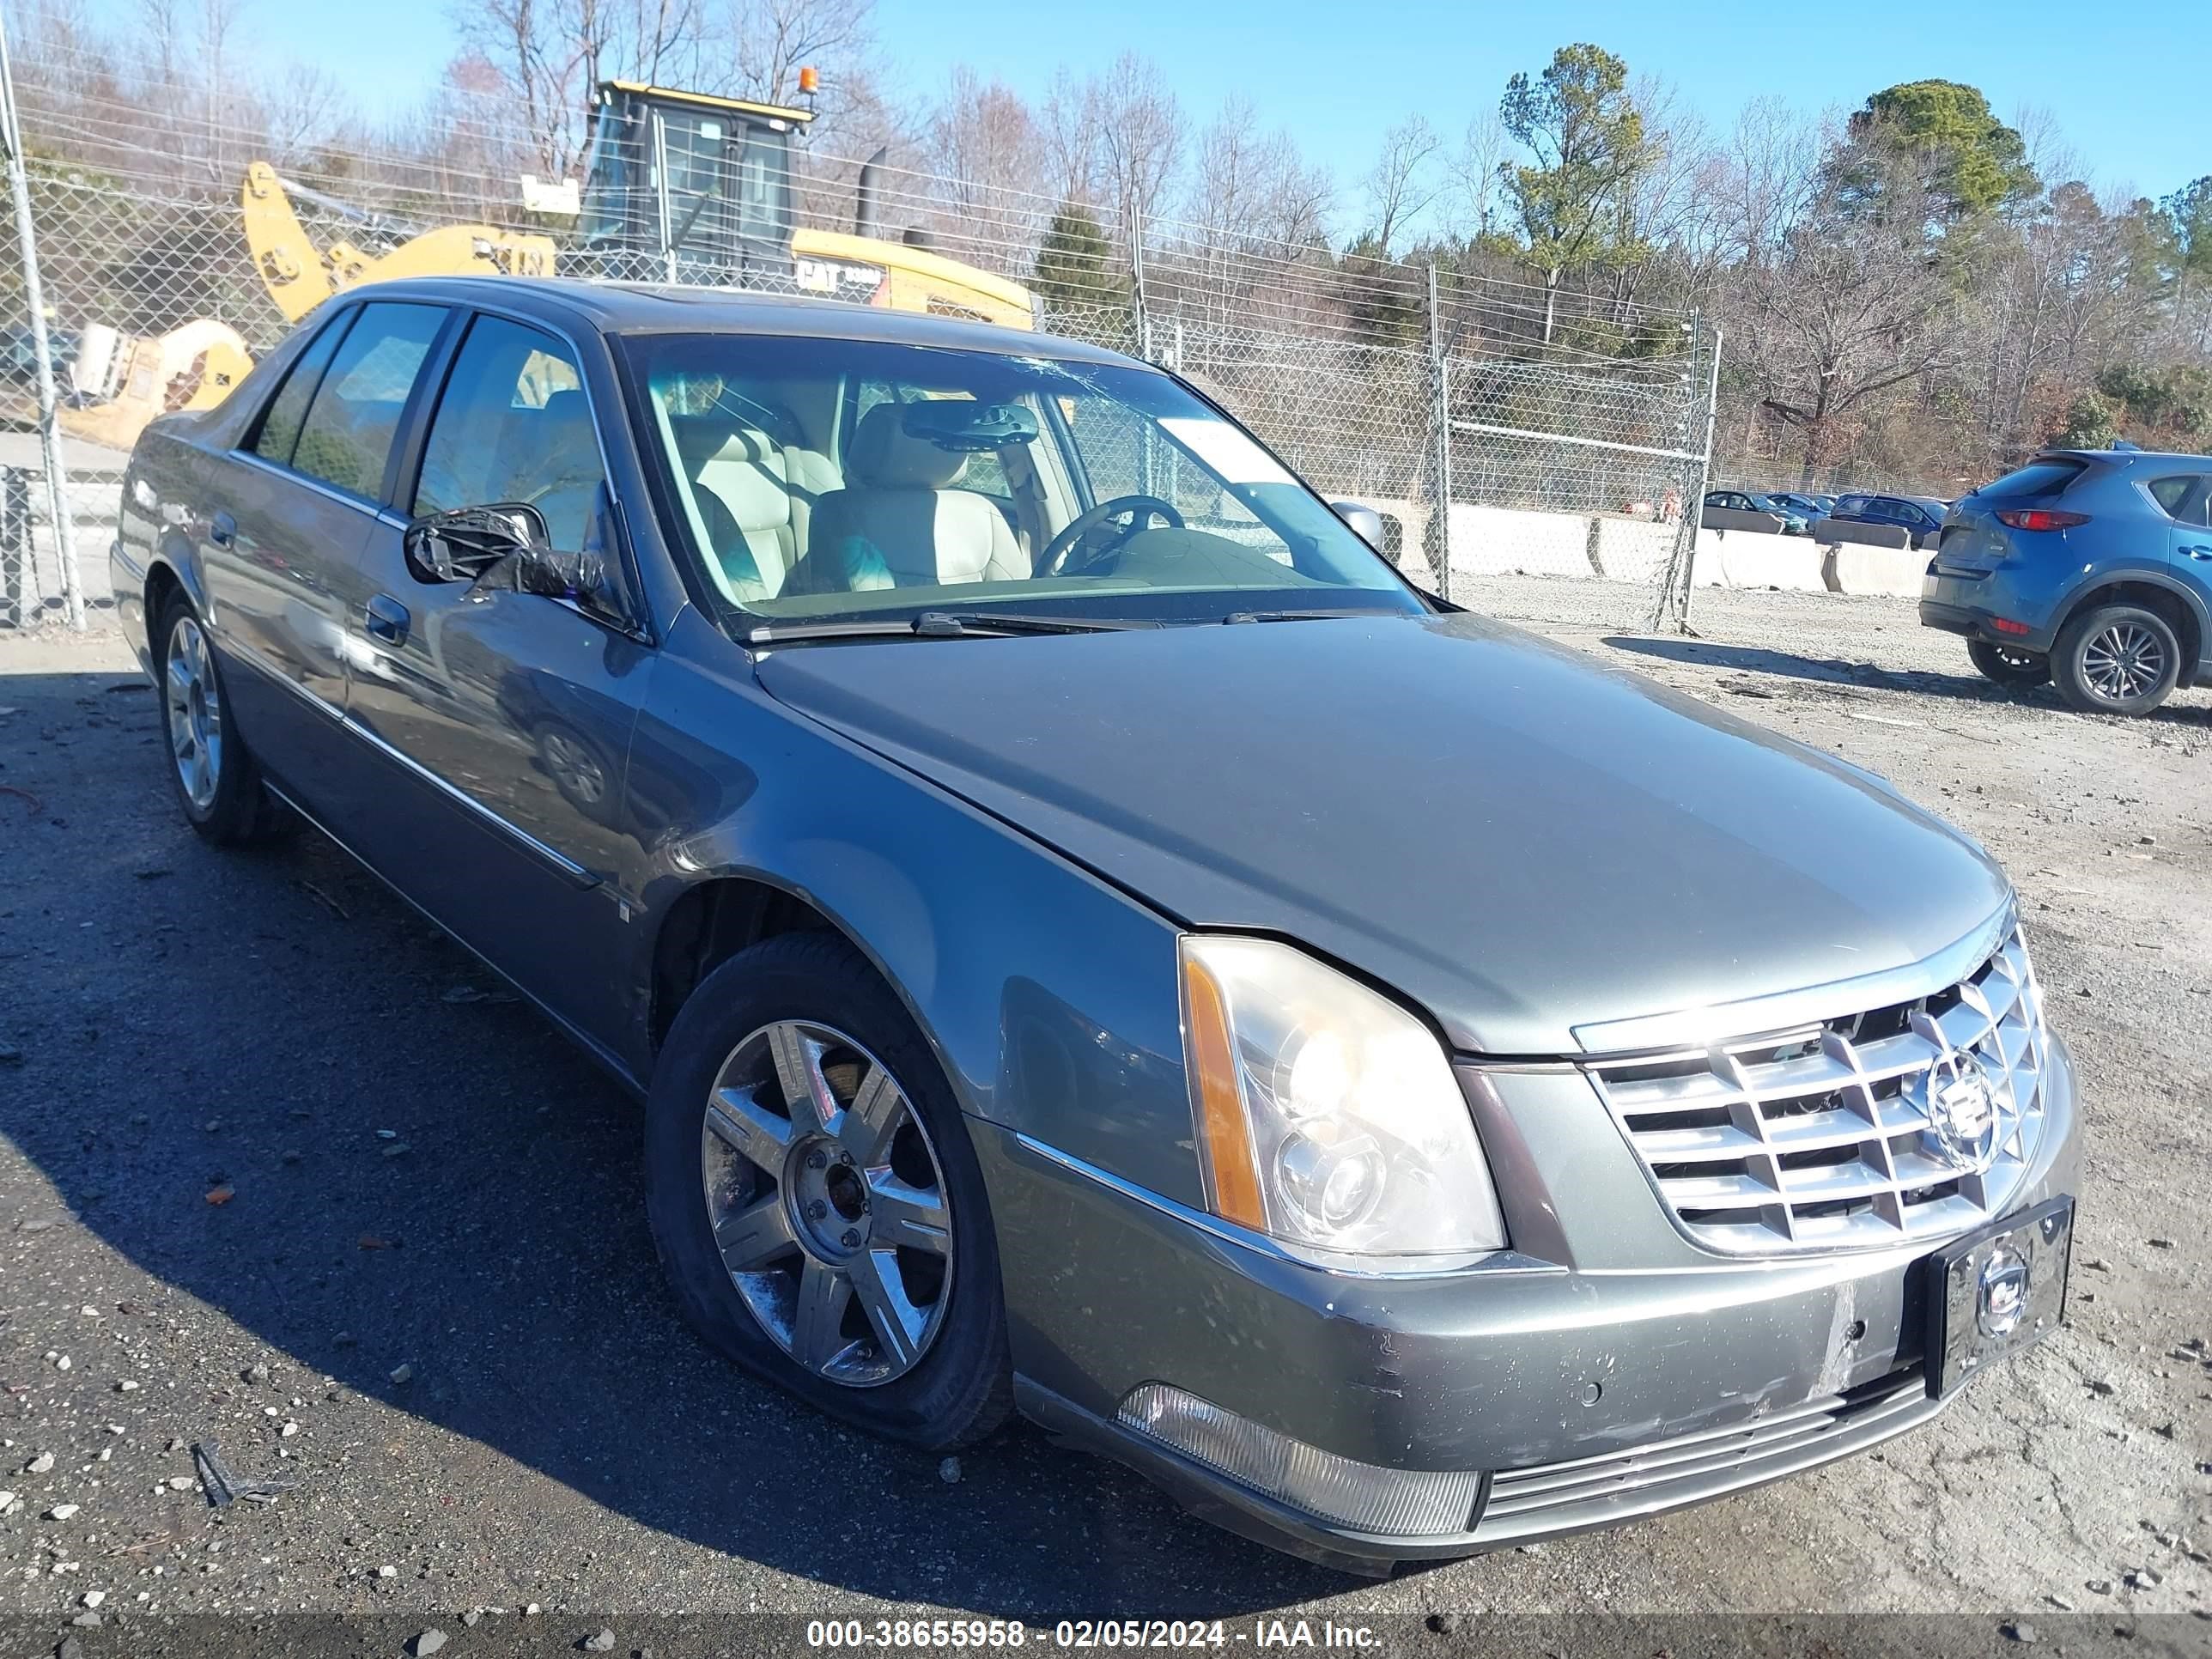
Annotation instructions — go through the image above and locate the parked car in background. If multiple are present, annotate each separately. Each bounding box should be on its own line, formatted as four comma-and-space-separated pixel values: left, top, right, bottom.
1828, 493, 1949, 550
1702, 487, 1810, 535
1765, 490, 1832, 526
1922, 448, 2212, 715
112, 277, 2079, 1572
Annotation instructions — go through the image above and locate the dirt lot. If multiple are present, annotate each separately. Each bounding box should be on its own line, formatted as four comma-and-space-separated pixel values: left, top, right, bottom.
0, 589, 2208, 1646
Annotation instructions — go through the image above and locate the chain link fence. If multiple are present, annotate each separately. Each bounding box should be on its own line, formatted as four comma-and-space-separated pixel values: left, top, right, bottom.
0, 61, 1715, 635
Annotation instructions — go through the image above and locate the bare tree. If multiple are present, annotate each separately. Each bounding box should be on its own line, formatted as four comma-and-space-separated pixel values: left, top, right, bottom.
1090, 52, 1182, 247
1359, 115, 1438, 256
1037, 66, 1102, 209
925, 67, 1045, 268
1447, 110, 1508, 240
712, 0, 874, 106
1739, 162, 1960, 485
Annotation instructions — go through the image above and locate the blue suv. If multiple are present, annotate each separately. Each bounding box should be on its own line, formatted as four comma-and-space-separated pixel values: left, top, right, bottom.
1921, 448, 2212, 716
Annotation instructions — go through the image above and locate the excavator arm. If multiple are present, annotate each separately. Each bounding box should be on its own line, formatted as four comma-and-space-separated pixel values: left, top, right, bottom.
240, 161, 560, 325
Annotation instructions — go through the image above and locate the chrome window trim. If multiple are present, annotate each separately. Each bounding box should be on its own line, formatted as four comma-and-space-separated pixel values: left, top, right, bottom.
228, 447, 410, 529
1570, 902, 2017, 1057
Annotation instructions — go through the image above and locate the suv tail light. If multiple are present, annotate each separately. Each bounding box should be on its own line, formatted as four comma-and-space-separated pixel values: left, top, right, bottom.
1995, 509, 2089, 532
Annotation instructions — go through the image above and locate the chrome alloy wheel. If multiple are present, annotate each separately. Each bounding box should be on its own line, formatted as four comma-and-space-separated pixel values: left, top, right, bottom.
2081, 620, 2166, 703
700, 1021, 953, 1387
164, 614, 223, 811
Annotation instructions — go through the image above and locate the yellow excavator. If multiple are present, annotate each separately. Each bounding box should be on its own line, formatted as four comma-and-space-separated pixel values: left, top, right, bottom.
49, 76, 1034, 451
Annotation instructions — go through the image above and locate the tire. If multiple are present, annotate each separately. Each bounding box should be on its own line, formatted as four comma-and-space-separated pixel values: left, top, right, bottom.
1966, 638, 2051, 687
2050, 602, 2182, 716
644, 930, 1012, 1450
155, 592, 282, 845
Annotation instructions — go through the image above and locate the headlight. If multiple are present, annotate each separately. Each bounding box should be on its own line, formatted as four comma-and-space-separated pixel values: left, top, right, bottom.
1179, 936, 1505, 1261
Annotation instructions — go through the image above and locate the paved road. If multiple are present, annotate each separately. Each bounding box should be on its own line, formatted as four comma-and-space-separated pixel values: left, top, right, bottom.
0, 603, 2207, 1642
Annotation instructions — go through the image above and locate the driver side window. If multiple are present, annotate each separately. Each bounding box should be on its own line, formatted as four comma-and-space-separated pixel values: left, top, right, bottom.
414, 314, 603, 555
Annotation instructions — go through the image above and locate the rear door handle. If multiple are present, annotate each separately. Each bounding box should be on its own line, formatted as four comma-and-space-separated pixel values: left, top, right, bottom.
364, 594, 410, 646
209, 511, 235, 548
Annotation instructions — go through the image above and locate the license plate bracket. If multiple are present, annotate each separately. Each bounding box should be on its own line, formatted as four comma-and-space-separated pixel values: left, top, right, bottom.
1924, 1195, 2073, 1399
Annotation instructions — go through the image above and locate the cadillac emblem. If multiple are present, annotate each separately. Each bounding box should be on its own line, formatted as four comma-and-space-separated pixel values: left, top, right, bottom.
1913, 1050, 2001, 1172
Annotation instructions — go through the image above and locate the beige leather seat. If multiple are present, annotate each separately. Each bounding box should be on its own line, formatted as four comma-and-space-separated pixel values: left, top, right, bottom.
794, 404, 1028, 592
670, 418, 839, 602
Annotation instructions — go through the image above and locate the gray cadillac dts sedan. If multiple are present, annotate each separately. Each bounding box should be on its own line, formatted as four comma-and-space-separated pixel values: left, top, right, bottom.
111, 277, 2078, 1571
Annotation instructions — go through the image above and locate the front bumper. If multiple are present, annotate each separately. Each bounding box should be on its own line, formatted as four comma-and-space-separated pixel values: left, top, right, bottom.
975, 1035, 2080, 1571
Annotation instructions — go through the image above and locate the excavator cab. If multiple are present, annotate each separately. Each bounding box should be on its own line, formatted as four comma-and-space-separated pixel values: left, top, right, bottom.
577, 82, 811, 289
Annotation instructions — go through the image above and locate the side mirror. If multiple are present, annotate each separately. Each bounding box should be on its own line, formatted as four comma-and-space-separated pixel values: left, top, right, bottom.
406, 498, 616, 611
1330, 499, 1385, 551
405, 502, 550, 583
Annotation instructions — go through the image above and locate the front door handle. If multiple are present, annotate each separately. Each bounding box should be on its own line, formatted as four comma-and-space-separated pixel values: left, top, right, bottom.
209, 511, 236, 548
364, 594, 410, 646
2183, 544, 2212, 561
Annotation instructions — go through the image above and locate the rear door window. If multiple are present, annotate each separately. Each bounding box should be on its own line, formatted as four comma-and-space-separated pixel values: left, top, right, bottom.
2148, 475, 2209, 525
248, 312, 354, 469
287, 303, 447, 501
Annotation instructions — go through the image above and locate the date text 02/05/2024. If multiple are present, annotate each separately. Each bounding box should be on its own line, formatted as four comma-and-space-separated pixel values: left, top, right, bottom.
803, 1620, 1383, 1649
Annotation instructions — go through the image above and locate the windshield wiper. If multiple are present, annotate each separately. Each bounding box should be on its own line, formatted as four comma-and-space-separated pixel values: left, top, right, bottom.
745, 611, 1158, 646
1220, 607, 1407, 625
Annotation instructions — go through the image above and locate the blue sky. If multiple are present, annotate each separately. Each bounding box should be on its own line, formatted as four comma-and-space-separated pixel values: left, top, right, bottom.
250, 0, 2209, 213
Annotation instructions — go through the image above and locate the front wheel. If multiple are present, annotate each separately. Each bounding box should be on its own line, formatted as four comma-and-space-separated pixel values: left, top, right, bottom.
1966, 638, 2050, 687
2051, 603, 2181, 716
643, 931, 1012, 1449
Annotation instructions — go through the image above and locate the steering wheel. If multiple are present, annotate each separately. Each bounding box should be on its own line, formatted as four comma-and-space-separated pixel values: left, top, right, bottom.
1038, 495, 1183, 578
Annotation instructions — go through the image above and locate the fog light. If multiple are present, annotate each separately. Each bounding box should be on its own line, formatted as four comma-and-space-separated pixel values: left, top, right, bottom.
1115, 1382, 1480, 1537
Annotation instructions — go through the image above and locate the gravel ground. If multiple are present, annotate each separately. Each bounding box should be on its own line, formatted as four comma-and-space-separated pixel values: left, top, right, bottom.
0, 590, 2208, 1645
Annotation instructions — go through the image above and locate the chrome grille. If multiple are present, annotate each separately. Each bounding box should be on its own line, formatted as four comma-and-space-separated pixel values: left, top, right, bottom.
1587, 927, 2048, 1255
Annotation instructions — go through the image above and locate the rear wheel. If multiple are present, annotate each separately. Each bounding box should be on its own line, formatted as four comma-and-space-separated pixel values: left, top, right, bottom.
2051, 603, 2181, 716
155, 592, 281, 844
1966, 638, 2050, 687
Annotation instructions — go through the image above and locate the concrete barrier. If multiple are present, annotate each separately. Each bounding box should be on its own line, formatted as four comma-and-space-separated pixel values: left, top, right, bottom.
1595, 516, 1675, 582
1820, 519, 1912, 550
1447, 503, 1595, 580
1701, 505, 1790, 535
1825, 541, 1932, 598
1695, 526, 1827, 592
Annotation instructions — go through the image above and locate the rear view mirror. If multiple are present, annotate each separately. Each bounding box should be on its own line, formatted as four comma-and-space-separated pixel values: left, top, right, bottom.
1330, 500, 1385, 551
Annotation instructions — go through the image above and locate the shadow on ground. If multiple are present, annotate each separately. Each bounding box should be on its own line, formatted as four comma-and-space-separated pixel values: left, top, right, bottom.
0, 667, 1354, 1615
1601, 634, 2212, 727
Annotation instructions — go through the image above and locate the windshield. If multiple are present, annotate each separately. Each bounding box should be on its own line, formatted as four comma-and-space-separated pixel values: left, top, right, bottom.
579, 104, 793, 254
618, 333, 1426, 629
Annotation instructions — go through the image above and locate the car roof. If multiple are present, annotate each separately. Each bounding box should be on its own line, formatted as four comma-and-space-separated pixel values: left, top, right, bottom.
2035, 446, 2212, 467
319, 275, 1139, 368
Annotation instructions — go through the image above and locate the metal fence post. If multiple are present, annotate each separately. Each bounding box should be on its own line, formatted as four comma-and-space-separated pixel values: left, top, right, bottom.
1129, 207, 1152, 363
1425, 264, 1452, 604
1651, 319, 1722, 635
0, 11, 83, 629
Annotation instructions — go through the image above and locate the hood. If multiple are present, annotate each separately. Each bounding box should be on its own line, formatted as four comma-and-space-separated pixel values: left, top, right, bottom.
754, 613, 2010, 1055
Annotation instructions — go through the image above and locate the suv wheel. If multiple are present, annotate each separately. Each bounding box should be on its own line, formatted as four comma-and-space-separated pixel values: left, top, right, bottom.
1966, 639, 2051, 688
644, 931, 1012, 1449
2051, 603, 2182, 716
155, 593, 283, 844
